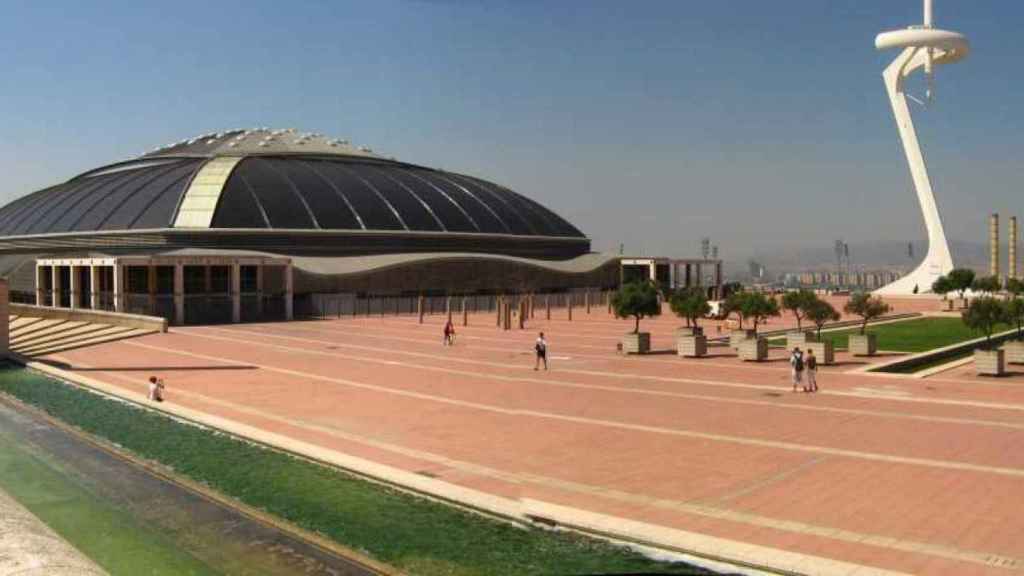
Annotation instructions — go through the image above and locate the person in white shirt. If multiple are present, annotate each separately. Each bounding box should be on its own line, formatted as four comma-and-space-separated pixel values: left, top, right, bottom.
148, 376, 165, 402
534, 332, 548, 371
789, 347, 804, 392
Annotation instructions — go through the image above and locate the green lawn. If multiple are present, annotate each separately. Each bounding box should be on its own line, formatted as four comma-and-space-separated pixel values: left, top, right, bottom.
0, 367, 716, 576
775, 317, 1010, 353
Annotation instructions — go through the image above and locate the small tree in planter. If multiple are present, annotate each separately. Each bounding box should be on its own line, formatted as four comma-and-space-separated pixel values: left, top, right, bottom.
723, 291, 748, 330
1002, 298, 1024, 363
1006, 277, 1024, 298
670, 288, 710, 332
806, 299, 841, 342
932, 275, 953, 310
782, 289, 818, 345
743, 291, 781, 335
670, 288, 710, 357
804, 299, 840, 365
947, 268, 976, 306
963, 297, 1008, 375
971, 275, 1002, 296
843, 292, 891, 356
612, 281, 661, 354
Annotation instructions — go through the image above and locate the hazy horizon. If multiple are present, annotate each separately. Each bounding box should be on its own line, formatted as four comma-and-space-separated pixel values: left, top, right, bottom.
1, 1, 1019, 263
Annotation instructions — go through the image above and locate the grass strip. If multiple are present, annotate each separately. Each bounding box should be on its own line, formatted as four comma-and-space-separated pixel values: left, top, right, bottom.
769, 317, 1007, 353
0, 366, 715, 576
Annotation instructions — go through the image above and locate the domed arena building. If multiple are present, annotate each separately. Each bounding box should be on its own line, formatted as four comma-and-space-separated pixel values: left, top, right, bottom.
0, 129, 664, 324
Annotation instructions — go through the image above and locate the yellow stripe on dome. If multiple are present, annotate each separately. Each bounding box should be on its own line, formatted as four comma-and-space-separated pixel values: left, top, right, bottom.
173, 157, 243, 228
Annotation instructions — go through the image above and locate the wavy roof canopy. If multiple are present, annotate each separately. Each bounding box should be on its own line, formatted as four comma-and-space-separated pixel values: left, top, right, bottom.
0, 129, 584, 239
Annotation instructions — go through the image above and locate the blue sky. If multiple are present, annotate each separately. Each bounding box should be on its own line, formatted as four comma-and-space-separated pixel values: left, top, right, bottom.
0, 1, 1019, 260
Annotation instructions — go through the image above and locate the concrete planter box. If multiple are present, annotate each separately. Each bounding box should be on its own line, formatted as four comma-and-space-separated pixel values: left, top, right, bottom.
677, 335, 707, 358
975, 349, 1005, 376
944, 299, 955, 311
786, 331, 816, 348
675, 326, 704, 338
804, 340, 835, 365
729, 329, 756, 349
848, 333, 877, 357
738, 337, 768, 362
1001, 340, 1024, 364
621, 332, 651, 355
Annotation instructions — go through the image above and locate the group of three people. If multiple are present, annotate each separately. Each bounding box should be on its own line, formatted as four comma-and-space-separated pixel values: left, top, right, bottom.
789, 346, 819, 393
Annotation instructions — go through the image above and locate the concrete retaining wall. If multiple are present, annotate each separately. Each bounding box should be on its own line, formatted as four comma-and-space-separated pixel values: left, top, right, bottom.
10, 304, 167, 333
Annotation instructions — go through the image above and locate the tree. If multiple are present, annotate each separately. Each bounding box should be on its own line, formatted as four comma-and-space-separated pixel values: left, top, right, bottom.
843, 292, 891, 335
971, 275, 1002, 295
931, 275, 952, 299
722, 291, 748, 329
805, 299, 841, 341
611, 281, 661, 334
1006, 277, 1024, 298
720, 282, 743, 299
781, 289, 818, 331
947, 268, 976, 300
669, 287, 710, 329
741, 291, 780, 334
962, 297, 1007, 349
1004, 298, 1024, 340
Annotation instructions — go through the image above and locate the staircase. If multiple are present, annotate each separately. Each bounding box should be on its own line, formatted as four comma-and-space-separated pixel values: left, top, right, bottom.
9, 314, 156, 357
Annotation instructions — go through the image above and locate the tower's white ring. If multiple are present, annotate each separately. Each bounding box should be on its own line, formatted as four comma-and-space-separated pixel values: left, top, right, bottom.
875, 29, 969, 63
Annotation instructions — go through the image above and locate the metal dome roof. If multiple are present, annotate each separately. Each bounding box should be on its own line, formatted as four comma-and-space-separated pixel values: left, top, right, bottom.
0, 129, 584, 239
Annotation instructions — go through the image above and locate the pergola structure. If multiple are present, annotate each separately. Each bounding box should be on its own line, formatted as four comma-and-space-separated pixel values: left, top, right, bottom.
35, 253, 293, 325
619, 257, 723, 298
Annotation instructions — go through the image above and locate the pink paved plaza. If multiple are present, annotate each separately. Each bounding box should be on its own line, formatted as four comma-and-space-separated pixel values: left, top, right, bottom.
35, 296, 1024, 575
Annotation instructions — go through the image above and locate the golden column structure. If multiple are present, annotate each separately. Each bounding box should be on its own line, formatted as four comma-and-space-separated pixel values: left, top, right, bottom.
1010, 216, 1018, 280
990, 213, 1000, 278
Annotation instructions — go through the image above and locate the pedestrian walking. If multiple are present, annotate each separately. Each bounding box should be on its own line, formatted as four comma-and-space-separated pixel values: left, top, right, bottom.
789, 347, 804, 392
806, 348, 818, 392
148, 376, 165, 402
443, 320, 455, 346
534, 332, 548, 371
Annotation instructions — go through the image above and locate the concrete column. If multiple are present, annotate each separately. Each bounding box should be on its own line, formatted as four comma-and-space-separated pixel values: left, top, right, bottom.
231, 262, 241, 323
112, 264, 123, 312
35, 263, 45, 306
546, 294, 551, 320
585, 290, 591, 314
284, 263, 294, 321
418, 295, 425, 324
519, 300, 527, 329
51, 266, 62, 308
68, 265, 79, 309
496, 296, 502, 327
462, 297, 468, 326
173, 262, 184, 325
256, 265, 265, 317
1011, 216, 1018, 280
446, 296, 453, 322
89, 265, 100, 309
147, 265, 156, 314
568, 296, 573, 321
649, 262, 656, 282
991, 213, 1000, 278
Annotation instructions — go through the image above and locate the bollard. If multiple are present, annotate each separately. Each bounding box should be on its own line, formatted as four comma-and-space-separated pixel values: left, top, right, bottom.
447, 296, 453, 323
546, 294, 551, 320
418, 295, 425, 324
568, 297, 573, 321
462, 297, 468, 326
496, 296, 503, 327
586, 290, 591, 314
519, 300, 526, 329
504, 302, 512, 331
607, 290, 612, 314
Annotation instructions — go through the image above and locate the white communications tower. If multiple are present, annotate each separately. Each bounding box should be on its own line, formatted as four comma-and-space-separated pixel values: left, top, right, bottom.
873, 0, 969, 295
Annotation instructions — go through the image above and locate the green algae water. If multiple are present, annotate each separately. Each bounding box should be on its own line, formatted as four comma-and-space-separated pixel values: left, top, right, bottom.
0, 365, 374, 576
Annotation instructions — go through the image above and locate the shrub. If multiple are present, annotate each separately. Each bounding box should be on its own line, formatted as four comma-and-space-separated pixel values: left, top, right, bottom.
962, 297, 1007, 349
